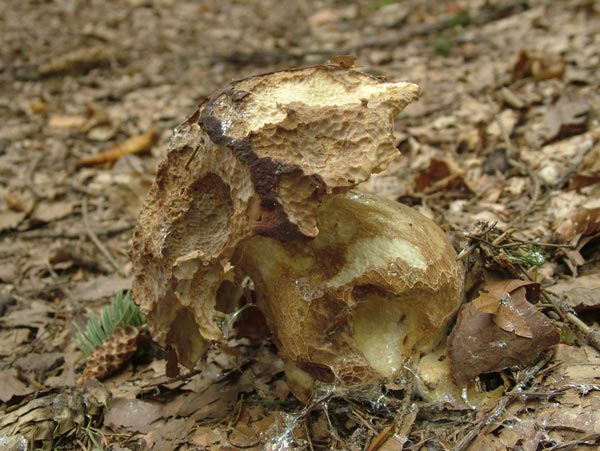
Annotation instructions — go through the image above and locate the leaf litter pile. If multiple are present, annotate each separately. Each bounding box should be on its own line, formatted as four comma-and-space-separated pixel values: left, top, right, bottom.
1, 0, 600, 450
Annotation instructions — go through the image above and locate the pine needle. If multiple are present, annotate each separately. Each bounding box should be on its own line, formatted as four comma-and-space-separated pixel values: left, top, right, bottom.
74, 290, 146, 358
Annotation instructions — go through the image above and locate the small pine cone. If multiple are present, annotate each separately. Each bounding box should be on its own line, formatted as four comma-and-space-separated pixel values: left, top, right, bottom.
79, 325, 142, 384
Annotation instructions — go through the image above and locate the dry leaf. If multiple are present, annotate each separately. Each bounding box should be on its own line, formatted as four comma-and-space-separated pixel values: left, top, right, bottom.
1, 300, 55, 329
0, 369, 32, 402
527, 97, 590, 147
47, 114, 87, 129
0, 210, 27, 232
77, 125, 157, 167
30, 201, 74, 223
512, 50, 565, 82
414, 157, 468, 193
104, 397, 163, 433
547, 274, 600, 311
4, 191, 34, 214
330, 55, 358, 68
569, 139, 600, 190
449, 279, 560, 383
70, 275, 132, 302
555, 206, 600, 242
39, 45, 115, 76
472, 280, 540, 338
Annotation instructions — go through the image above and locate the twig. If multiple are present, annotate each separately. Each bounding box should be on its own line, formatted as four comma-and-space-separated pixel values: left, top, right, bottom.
456, 221, 498, 261
507, 157, 542, 227
14, 222, 135, 239
305, 420, 315, 451
25, 153, 44, 199
349, 0, 529, 52
543, 291, 600, 352
546, 434, 600, 450
487, 95, 542, 227
453, 350, 554, 451
82, 197, 125, 276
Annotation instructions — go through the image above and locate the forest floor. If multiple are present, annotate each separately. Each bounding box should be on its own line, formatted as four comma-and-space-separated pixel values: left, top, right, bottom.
1, 0, 600, 450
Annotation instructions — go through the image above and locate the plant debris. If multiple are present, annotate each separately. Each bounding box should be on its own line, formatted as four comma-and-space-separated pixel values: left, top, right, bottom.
448, 279, 560, 383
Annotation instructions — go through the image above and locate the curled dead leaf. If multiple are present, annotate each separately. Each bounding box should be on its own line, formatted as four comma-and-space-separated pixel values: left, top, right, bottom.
547, 274, 600, 311
77, 125, 157, 167
555, 206, 600, 242
526, 97, 590, 147
414, 157, 469, 193
512, 50, 565, 82
39, 45, 115, 76
568, 139, 600, 191
473, 280, 540, 338
448, 279, 559, 383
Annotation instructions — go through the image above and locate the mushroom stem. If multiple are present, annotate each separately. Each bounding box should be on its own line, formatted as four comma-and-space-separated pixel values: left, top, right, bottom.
234, 190, 463, 399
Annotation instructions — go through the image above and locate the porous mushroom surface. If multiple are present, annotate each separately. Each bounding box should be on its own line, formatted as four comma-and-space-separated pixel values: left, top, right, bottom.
235, 190, 463, 396
131, 64, 459, 380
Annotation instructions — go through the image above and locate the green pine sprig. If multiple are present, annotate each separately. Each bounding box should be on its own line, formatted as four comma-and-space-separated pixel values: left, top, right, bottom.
74, 290, 146, 358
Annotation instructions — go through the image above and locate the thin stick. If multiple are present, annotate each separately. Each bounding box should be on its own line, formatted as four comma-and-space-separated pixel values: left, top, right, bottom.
543, 291, 600, 352
25, 153, 44, 199
487, 96, 542, 227
454, 350, 553, 451
82, 197, 125, 276
304, 420, 315, 451
16, 222, 135, 239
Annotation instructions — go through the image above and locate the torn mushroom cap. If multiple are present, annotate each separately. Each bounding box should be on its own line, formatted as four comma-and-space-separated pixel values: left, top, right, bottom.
131, 65, 419, 368
235, 190, 463, 395
197, 65, 419, 238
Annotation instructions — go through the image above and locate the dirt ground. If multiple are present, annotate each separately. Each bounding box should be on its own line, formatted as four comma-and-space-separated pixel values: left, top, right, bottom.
1, 0, 600, 450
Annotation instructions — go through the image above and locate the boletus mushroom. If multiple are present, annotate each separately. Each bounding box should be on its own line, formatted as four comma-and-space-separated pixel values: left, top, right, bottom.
131, 64, 464, 400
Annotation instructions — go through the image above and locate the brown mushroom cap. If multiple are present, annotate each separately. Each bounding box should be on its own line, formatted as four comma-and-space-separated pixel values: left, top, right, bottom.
131, 65, 419, 368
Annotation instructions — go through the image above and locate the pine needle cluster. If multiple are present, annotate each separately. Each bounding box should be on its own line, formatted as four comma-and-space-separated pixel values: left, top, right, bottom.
74, 290, 146, 358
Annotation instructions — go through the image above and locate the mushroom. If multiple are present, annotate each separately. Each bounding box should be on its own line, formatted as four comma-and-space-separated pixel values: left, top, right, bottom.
131, 64, 463, 398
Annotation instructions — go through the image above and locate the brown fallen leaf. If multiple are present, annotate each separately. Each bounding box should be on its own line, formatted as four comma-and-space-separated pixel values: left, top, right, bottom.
526, 97, 590, 147
569, 139, 600, 191
414, 157, 468, 193
4, 190, 34, 214
30, 200, 74, 224
0, 210, 27, 232
38, 45, 115, 76
512, 50, 565, 82
47, 114, 88, 129
555, 206, 600, 242
77, 125, 157, 167
0, 368, 32, 402
473, 280, 540, 338
329, 54, 358, 68
547, 274, 600, 311
104, 397, 163, 433
0, 381, 108, 448
448, 279, 560, 383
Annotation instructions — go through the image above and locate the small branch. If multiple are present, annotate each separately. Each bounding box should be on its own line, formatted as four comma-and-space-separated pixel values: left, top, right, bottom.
12, 222, 134, 239
454, 350, 553, 451
488, 96, 543, 228
25, 153, 44, 200
82, 197, 125, 276
544, 291, 600, 352
546, 434, 600, 451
